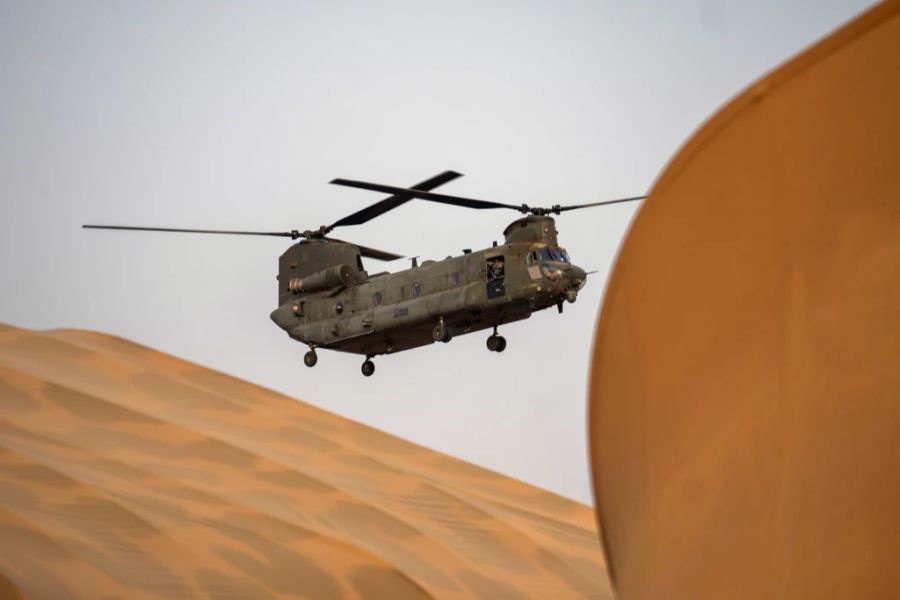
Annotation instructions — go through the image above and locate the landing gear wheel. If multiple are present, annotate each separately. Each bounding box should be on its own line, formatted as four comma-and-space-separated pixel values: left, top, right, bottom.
432, 324, 453, 343
487, 335, 507, 352
361, 359, 375, 377
303, 350, 318, 367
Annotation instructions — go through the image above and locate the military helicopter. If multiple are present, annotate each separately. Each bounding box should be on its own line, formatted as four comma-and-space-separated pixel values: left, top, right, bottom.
84, 171, 643, 376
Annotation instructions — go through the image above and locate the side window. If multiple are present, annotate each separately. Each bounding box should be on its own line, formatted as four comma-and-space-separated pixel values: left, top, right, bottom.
411, 282, 422, 297
372, 291, 383, 306
486, 256, 506, 299
448, 272, 460, 287
487, 256, 505, 281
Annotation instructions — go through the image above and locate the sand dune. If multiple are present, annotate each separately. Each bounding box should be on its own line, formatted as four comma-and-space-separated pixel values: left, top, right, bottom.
589, 2, 900, 598
0, 323, 609, 599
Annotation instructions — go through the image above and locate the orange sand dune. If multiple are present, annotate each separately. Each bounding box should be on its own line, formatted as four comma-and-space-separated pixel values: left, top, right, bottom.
589, 1, 900, 598
0, 323, 609, 599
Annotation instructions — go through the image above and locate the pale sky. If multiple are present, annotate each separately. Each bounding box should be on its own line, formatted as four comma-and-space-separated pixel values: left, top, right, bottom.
0, 0, 875, 503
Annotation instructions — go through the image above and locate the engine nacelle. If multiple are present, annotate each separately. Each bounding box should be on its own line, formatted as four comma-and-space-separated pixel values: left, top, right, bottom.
288, 264, 353, 294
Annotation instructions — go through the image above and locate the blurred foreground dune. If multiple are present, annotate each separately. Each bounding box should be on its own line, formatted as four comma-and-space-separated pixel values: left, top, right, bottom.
0, 323, 609, 599
589, 1, 900, 599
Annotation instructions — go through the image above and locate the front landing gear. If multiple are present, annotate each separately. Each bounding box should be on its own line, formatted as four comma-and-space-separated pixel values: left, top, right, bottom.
304, 348, 318, 367
432, 318, 453, 343
361, 356, 376, 377
486, 326, 506, 353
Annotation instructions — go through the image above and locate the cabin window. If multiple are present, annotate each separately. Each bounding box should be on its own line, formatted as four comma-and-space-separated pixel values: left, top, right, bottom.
486, 256, 506, 299
487, 256, 505, 282
448, 272, 460, 287
372, 291, 383, 306
411, 282, 422, 297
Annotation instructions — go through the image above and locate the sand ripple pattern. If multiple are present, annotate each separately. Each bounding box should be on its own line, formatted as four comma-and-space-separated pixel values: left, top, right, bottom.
0, 323, 609, 599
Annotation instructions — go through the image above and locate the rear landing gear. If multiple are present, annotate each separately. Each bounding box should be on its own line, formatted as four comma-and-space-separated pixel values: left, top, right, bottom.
361, 357, 375, 377
486, 326, 506, 353
487, 335, 507, 352
304, 349, 318, 367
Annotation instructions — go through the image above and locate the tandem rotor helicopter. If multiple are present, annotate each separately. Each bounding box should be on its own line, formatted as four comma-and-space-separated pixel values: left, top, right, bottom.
84, 171, 643, 376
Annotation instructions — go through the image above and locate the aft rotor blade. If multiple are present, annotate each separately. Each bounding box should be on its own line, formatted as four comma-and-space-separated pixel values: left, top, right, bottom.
555, 195, 646, 212
330, 179, 524, 212
83, 225, 299, 238
327, 170, 463, 230
324, 236, 403, 261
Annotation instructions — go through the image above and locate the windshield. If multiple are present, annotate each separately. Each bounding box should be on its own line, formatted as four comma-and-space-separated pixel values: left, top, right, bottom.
527, 246, 571, 264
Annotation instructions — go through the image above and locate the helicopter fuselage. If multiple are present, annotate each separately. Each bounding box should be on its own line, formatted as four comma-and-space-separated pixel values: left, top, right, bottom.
269, 215, 586, 357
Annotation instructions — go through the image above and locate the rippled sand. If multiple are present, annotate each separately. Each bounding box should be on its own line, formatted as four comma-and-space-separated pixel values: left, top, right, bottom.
0, 323, 609, 598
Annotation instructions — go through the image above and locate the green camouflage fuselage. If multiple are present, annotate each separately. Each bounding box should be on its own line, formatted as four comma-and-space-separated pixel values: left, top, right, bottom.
270, 216, 586, 356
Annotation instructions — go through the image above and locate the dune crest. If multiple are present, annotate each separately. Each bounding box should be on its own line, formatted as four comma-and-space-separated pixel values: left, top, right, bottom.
0, 324, 609, 599
589, 1, 900, 598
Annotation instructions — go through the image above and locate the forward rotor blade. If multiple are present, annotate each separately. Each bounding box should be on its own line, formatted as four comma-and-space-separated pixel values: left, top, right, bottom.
324, 237, 403, 261
330, 179, 523, 212
555, 195, 646, 212
83, 225, 298, 238
327, 170, 463, 230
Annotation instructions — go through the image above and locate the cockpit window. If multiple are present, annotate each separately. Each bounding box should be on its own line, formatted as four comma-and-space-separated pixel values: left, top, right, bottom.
529, 246, 571, 263
551, 247, 571, 262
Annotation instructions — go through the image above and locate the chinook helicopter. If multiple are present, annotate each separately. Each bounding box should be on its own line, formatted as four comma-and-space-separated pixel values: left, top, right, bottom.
84, 171, 643, 376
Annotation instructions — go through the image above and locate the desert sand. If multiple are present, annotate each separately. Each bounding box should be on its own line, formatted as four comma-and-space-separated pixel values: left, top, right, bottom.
589, 1, 900, 598
0, 323, 609, 598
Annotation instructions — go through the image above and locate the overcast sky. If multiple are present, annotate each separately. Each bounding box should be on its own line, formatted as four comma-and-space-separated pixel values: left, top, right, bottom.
0, 0, 875, 503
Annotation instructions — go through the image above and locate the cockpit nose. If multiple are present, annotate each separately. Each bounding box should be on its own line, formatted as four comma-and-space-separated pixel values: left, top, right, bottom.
527, 246, 587, 295
567, 265, 587, 290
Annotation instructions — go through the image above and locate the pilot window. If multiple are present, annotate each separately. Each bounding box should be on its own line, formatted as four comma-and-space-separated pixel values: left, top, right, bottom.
529, 247, 571, 263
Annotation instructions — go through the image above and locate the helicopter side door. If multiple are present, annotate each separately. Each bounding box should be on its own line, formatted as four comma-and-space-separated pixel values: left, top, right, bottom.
486, 255, 506, 299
